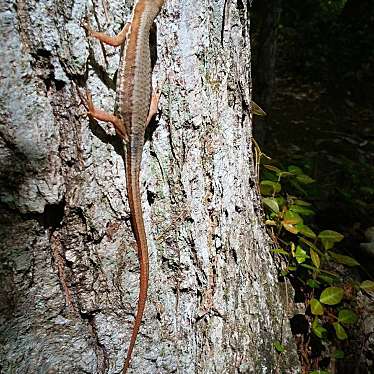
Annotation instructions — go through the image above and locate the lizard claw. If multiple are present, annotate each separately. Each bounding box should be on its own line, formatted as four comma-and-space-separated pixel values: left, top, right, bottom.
85, 90, 94, 113
81, 20, 93, 36
75, 87, 93, 117
155, 77, 166, 97
78, 89, 95, 117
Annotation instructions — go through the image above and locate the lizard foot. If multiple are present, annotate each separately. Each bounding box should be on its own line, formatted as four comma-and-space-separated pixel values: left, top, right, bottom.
84, 90, 129, 142
146, 78, 166, 126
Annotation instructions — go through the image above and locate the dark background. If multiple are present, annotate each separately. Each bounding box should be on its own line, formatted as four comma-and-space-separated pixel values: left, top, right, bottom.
252, 0, 374, 248
251, 0, 374, 372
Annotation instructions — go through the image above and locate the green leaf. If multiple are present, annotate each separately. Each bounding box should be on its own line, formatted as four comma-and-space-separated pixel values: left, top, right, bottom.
312, 318, 327, 338
275, 196, 286, 208
294, 199, 312, 207
262, 170, 278, 182
260, 180, 281, 196
284, 210, 303, 225
265, 220, 277, 226
295, 245, 308, 264
338, 309, 358, 325
264, 164, 282, 174
360, 186, 374, 195
335, 349, 345, 359
281, 268, 288, 276
318, 230, 344, 250
271, 248, 289, 256
251, 101, 267, 116
360, 280, 374, 291
290, 242, 295, 256
307, 279, 320, 288
310, 249, 320, 268
329, 252, 360, 267
301, 263, 318, 271
318, 274, 336, 284
296, 174, 315, 184
300, 237, 319, 252
282, 222, 299, 234
289, 204, 315, 216
310, 298, 324, 315
296, 224, 317, 239
289, 179, 308, 196
262, 197, 280, 213
273, 341, 285, 353
333, 322, 348, 340
278, 171, 294, 177
288, 165, 303, 175
320, 287, 344, 305
319, 269, 339, 276
310, 371, 330, 374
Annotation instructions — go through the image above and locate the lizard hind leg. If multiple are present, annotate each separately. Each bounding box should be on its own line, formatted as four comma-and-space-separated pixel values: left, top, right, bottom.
86, 91, 129, 142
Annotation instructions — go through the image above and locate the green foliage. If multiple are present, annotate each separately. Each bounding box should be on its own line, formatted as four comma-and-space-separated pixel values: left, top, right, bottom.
319, 287, 344, 305
338, 309, 358, 324
310, 298, 324, 315
312, 318, 327, 339
273, 340, 285, 353
360, 280, 374, 292
324, 155, 374, 222
333, 322, 348, 340
259, 160, 372, 372
335, 349, 345, 359
260, 180, 281, 195
318, 231, 344, 251
319, 0, 347, 16
329, 252, 360, 267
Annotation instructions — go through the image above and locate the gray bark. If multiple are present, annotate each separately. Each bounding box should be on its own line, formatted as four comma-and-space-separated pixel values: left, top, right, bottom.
0, 0, 299, 373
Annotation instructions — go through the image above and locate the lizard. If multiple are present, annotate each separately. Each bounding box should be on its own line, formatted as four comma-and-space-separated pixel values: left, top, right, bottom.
84, 0, 165, 371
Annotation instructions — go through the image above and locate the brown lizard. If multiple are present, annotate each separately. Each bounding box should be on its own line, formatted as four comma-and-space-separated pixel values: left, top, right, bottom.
84, 0, 165, 371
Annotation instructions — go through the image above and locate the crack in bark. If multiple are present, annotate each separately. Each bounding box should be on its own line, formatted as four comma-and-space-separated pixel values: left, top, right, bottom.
51, 231, 78, 315
80, 310, 110, 374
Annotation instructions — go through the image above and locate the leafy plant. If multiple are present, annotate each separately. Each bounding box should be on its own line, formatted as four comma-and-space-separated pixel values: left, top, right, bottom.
259, 160, 372, 373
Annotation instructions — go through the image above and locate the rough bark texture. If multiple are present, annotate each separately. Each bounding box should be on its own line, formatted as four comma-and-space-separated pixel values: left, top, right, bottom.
0, 0, 299, 373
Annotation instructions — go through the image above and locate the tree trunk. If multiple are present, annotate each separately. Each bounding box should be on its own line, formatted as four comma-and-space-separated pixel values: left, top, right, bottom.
0, 0, 299, 373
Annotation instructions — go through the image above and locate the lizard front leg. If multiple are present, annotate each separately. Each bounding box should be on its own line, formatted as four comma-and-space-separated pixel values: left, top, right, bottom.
84, 22, 131, 47
86, 92, 129, 142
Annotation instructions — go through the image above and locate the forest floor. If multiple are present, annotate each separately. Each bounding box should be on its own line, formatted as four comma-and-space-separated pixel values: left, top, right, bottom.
259, 76, 374, 274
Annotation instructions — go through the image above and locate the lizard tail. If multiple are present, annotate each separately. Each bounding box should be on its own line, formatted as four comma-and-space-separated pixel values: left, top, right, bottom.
123, 157, 149, 373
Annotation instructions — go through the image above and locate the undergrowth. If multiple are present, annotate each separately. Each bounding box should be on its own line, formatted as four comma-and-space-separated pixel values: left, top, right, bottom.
257, 151, 374, 374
